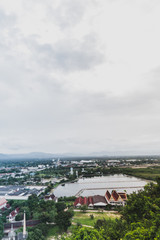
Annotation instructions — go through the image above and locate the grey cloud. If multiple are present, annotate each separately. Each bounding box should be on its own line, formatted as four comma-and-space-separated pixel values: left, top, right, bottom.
72, 85, 160, 119
21, 0, 91, 29
28, 34, 104, 72
0, 8, 17, 51
0, 9, 16, 29
1, 1, 160, 154
47, 0, 90, 29
21, 0, 86, 29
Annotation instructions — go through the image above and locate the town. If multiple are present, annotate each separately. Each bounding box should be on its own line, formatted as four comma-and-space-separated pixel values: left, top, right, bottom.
0, 155, 160, 239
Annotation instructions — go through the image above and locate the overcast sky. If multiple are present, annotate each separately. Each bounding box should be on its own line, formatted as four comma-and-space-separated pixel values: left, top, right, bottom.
0, 0, 160, 155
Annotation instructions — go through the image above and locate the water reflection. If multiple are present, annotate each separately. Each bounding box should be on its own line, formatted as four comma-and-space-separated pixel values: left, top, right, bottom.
54, 174, 148, 197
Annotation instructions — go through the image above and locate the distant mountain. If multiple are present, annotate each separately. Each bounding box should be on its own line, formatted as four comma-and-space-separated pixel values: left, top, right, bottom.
89, 150, 160, 157
0, 152, 59, 160
0, 152, 96, 160
0, 151, 159, 161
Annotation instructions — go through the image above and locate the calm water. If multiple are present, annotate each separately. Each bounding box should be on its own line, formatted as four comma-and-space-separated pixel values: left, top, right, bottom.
54, 174, 148, 197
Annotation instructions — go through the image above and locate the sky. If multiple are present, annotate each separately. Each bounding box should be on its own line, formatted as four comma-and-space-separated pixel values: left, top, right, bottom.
0, 0, 160, 155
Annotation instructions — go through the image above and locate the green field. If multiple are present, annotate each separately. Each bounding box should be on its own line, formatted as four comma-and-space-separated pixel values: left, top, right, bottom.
122, 167, 160, 181
72, 211, 120, 227
45, 211, 120, 239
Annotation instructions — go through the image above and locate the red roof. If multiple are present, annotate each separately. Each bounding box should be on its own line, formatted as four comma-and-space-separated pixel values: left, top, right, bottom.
45, 194, 56, 200
92, 195, 107, 204
105, 190, 111, 201
74, 190, 127, 207
74, 197, 84, 206
111, 190, 119, 201
9, 208, 20, 218
15, 207, 20, 213
118, 192, 127, 200
0, 198, 7, 207
1, 207, 5, 212
10, 211, 16, 217
83, 197, 88, 205
50, 194, 55, 200
88, 197, 93, 205
6, 204, 10, 209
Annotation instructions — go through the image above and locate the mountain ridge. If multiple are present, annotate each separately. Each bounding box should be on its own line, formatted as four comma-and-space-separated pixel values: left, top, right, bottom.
0, 151, 159, 160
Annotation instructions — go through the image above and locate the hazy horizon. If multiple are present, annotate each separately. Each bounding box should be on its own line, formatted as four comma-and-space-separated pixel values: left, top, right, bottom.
0, 150, 160, 157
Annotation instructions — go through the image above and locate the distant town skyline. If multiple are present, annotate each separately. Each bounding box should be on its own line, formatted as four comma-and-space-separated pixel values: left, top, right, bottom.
0, 0, 160, 154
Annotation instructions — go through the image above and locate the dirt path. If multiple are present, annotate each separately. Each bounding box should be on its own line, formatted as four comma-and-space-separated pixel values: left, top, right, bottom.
74, 209, 118, 213
72, 222, 93, 228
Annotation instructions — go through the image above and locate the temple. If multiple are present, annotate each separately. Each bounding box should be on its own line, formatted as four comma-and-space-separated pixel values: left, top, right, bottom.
2, 211, 28, 240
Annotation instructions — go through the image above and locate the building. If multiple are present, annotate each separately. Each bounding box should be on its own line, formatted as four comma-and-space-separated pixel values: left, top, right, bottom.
44, 194, 58, 202
74, 195, 107, 208
88, 197, 93, 208
0, 198, 7, 209
70, 167, 73, 175
83, 197, 88, 206
105, 190, 127, 206
0, 186, 46, 200
74, 197, 84, 207
2, 211, 28, 240
92, 195, 107, 207
74, 190, 127, 208
6, 225, 16, 240
7, 208, 20, 222
76, 171, 78, 178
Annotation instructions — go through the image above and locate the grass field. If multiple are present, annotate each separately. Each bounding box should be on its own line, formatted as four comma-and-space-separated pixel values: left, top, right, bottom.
45, 211, 120, 239
72, 211, 121, 227
122, 167, 160, 181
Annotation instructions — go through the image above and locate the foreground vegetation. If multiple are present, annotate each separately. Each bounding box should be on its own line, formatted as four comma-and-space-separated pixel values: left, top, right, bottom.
61, 178, 160, 240
0, 195, 73, 240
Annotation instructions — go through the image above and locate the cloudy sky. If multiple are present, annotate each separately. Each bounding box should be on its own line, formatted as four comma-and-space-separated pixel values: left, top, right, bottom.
0, 0, 160, 155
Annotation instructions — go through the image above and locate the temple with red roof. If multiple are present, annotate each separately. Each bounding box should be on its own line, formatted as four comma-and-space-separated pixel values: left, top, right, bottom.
74, 190, 127, 208
105, 190, 127, 206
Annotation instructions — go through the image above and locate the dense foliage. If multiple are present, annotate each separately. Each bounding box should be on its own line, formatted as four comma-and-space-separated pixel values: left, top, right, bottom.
63, 179, 160, 240
0, 194, 73, 240
62, 227, 104, 240
0, 220, 3, 240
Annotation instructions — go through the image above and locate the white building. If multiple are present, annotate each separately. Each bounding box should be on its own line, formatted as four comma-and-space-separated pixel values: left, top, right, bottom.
76, 171, 78, 178
70, 167, 73, 175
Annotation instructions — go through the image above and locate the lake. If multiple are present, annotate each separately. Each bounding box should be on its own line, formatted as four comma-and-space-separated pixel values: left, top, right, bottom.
54, 174, 149, 197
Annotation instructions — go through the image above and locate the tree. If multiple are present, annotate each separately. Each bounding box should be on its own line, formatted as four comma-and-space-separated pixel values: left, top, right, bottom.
27, 228, 45, 240
28, 194, 39, 217
95, 218, 127, 240
0, 219, 3, 239
15, 206, 31, 221
120, 182, 160, 239
55, 202, 66, 213
123, 226, 152, 240
63, 227, 104, 240
55, 210, 73, 231
33, 201, 56, 223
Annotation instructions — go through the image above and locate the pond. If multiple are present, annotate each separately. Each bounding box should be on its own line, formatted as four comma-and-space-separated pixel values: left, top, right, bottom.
54, 174, 149, 197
